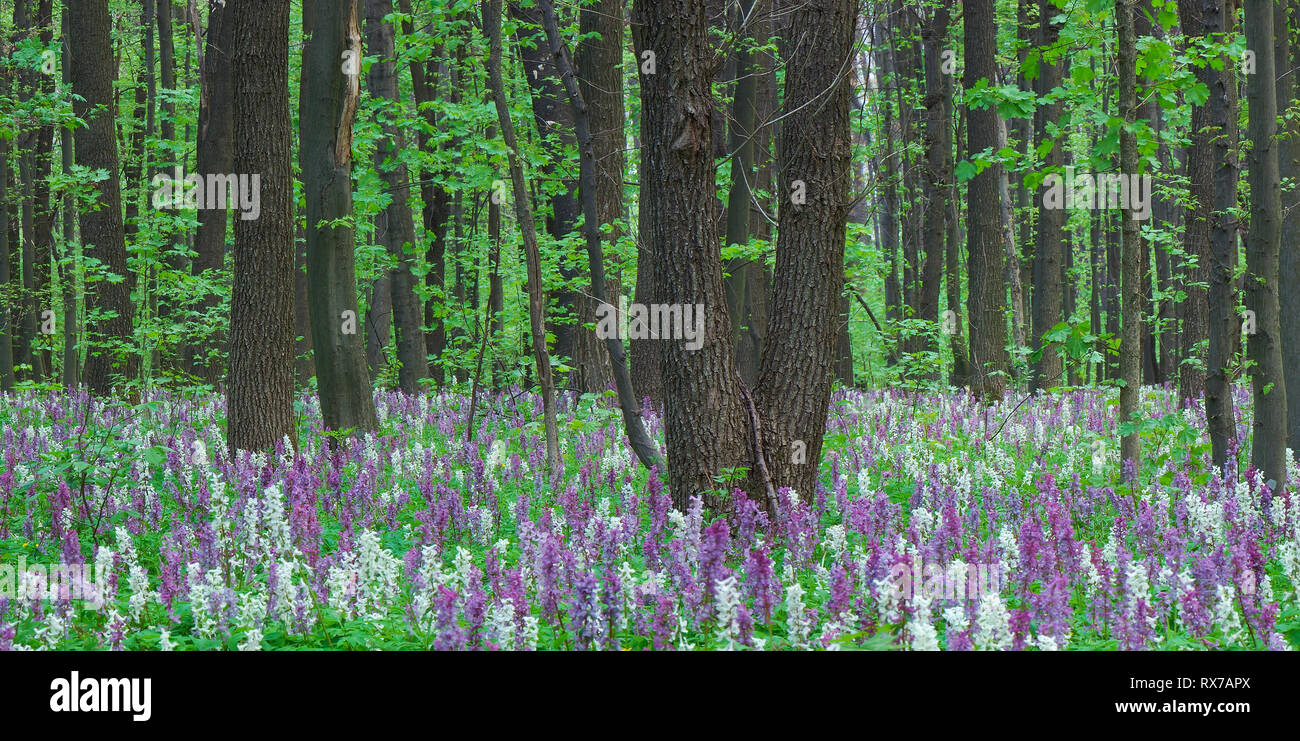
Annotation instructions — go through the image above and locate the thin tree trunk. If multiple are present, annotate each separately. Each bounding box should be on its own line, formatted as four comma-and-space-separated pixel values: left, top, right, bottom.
537, 0, 663, 471
1031, 0, 1064, 390
1117, 0, 1143, 471
1280, 0, 1300, 452
364, 0, 426, 395
482, 0, 560, 474
188, 0, 234, 385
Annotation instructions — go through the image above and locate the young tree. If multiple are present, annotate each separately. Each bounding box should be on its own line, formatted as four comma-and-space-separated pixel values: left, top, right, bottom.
1117, 0, 1143, 471
1242, 0, 1288, 490
300, 0, 378, 434
482, 0, 560, 475
225, 0, 297, 454
68, 0, 137, 394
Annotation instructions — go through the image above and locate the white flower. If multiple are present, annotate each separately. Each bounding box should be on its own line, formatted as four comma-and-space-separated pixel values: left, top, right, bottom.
974, 592, 1013, 651
713, 575, 743, 650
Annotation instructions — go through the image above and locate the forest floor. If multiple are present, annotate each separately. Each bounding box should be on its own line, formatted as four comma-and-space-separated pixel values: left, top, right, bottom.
0, 383, 1296, 650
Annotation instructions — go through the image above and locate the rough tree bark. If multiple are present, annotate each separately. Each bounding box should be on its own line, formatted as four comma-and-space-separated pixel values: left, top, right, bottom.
632, 0, 750, 508
1118, 0, 1143, 471
226, 0, 297, 454
755, 0, 855, 502
68, 0, 138, 394
964, 0, 1009, 402
1206, 0, 1238, 473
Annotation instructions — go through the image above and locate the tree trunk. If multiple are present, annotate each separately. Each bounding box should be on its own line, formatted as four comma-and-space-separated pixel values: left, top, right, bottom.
1242, 0, 1288, 489
1280, 0, 1300, 452
483, 0, 560, 474
918, 5, 950, 382
537, 0, 663, 471
756, 0, 855, 502
226, 0, 297, 454
300, 0, 378, 434
1031, 0, 1064, 391
1117, 0, 1143, 471
1206, 0, 1238, 474
189, 0, 234, 385
398, 0, 448, 386
964, 0, 1009, 402
632, 0, 749, 508
69, 0, 137, 394
364, 0, 426, 395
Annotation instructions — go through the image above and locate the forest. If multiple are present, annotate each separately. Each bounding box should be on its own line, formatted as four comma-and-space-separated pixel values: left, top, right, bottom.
0, 0, 1296, 652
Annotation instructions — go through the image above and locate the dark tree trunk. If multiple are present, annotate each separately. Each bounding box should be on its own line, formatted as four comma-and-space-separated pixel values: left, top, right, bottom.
1031, 0, 1064, 391
68, 0, 137, 394
300, 0, 378, 434
189, 0, 234, 384
919, 5, 951, 380
1118, 0, 1143, 470
398, 0, 448, 387
724, 0, 758, 372
1243, 0, 1288, 489
364, 0, 426, 395
59, 11, 78, 387
1280, 0, 1300, 452
1206, 0, 1238, 473
537, 0, 664, 470
226, 0, 296, 454
963, 0, 1008, 402
571, 0, 627, 395
632, 0, 749, 508
756, 0, 855, 502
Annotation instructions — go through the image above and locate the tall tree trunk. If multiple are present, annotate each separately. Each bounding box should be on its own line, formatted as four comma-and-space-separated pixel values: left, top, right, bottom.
398, 0, 448, 387
571, 0, 626, 395
1206, 0, 1238, 473
756, 0, 855, 502
632, 0, 749, 508
1117, 0, 1143, 471
189, 0, 234, 385
59, 11, 78, 387
1280, 0, 1300, 452
724, 0, 758, 369
226, 0, 296, 454
482, 0, 560, 475
964, 0, 1008, 402
301, 0, 378, 434
69, 0, 137, 394
1243, 0, 1288, 489
537, 0, 663, 470
918, 5, 950, 381
364, 0, 426, 395
1031, 0, 1064, 391
0, 81, 12, 391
